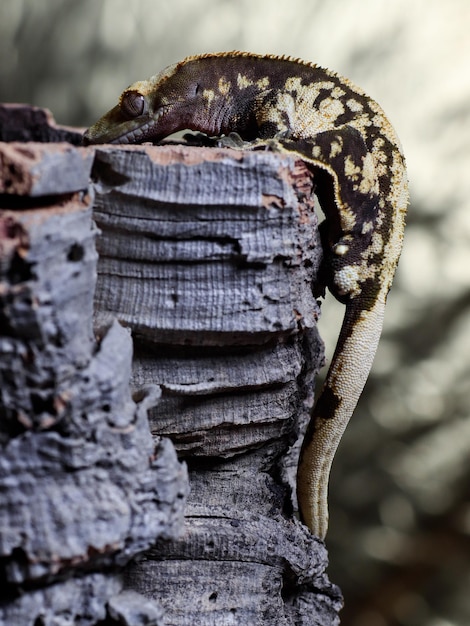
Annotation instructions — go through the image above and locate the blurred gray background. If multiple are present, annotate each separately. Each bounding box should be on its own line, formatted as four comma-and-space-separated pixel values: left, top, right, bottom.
1, 1, 469, 625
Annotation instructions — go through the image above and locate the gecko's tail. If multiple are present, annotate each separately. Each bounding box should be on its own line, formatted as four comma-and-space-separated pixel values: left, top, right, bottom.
296, 298, 385, 539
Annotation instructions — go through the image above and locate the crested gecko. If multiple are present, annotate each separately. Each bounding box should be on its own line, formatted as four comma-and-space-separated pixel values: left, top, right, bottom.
84, 52, 408, 539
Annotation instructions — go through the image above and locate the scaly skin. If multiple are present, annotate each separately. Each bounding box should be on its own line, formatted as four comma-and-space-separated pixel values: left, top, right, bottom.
84, 52, 408, 539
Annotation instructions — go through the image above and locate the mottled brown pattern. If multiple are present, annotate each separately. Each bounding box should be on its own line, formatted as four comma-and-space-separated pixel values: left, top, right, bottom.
84, 51, 409, 539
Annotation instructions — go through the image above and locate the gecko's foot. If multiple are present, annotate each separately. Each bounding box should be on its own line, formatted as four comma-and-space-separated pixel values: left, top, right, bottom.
158, 132, 284, 153
160, 132, 248, 149
178, 132, 249, 149
218, 135, 286, 152
181, 132, 219, 147
250, 137, 285, 152
157, 132, 218, 147
213, 132, 250, 149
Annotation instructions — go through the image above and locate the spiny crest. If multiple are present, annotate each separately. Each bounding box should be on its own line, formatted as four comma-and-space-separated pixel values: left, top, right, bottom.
182, 50, 321, 71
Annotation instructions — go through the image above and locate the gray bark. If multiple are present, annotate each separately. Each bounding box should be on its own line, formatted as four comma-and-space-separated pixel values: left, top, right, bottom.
92, 144, 342, 625
0, 106, 343, 625
0, 131, 187, 625
0, 103, 83, 145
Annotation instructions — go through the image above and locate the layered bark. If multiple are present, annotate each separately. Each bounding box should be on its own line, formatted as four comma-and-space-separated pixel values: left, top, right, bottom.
0, 105, 342, 625
0, 120, 187, 625
92, 143, 342, 625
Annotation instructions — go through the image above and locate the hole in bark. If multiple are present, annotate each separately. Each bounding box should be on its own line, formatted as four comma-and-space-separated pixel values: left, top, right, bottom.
92, 160, 132, 186
7, 251, 33, 284
33, 618, 46, 626
30, 392, 56, 416
67, 243, 84, 262
209, 591, 218, 602
3, 164, 17, 190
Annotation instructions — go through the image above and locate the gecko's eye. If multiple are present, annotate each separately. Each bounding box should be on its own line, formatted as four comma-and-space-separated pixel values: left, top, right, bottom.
120, 91, 147, 119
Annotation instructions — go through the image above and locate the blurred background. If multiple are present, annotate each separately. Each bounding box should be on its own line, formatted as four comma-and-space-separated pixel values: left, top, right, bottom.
1, 1, 469, 624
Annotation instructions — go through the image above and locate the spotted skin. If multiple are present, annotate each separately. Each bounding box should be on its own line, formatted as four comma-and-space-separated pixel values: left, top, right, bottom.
84, 52, 408, 539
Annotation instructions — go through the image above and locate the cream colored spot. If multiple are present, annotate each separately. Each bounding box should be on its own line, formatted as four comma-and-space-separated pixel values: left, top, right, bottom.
237, 74, 252, 89
312, 145, 322, 159
237, 74, 269, 91
264, 91, 295, 132
344, 154, 361, 181
334, 265, 361, 297
376, 162, 388, 178
333, 243, 349, 256
330, 137, 343, 159
203, 88, 215, 107
373, 136, 385, 150
338, 205, 357, 232
369, 231, 384, 256
346, 98, 363, 113
277, 91, 296, 112
319, 97, 345, 121
358, 152, 378, 195
331, 86, 346, 99
372, 114, 384, 128
278, 79, 346, 137
361, 220, 374, 234
376, 150, 388, 163
218, 77, 231, 95
284, 76, 303, 92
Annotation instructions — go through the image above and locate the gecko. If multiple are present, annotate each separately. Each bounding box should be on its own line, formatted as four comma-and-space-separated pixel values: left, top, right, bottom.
83, 52, 408, 539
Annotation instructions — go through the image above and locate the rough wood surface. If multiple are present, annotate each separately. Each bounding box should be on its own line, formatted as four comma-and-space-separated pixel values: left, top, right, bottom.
92, 144, 343, 625
0, 103, 83, 145
92, 144, 320, 345
0, 128, 187, 625
1, 105, 343, 624
0, 141, 93, 196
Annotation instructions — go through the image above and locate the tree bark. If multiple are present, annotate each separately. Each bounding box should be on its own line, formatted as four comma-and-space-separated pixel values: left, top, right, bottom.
92, 143, 342, 625
0, 105, 343, 625
0, 120, 187, 626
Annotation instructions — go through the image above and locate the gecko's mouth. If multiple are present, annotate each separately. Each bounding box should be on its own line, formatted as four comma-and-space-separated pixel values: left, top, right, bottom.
82, 108, 165, 146
108, 119, 160, 144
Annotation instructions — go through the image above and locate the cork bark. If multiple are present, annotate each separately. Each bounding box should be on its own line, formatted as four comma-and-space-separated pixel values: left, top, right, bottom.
0, 112, 187, 625
0, 105, 342, 625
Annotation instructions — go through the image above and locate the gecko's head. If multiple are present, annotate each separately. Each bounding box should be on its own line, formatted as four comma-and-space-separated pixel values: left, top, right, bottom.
82, 58, 226, 145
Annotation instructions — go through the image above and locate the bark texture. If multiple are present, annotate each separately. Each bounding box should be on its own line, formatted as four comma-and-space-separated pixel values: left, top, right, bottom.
0, 130, 187, 626
92, 144, 343, 625
0, 103, 83, 145
0, 105, 343, 625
